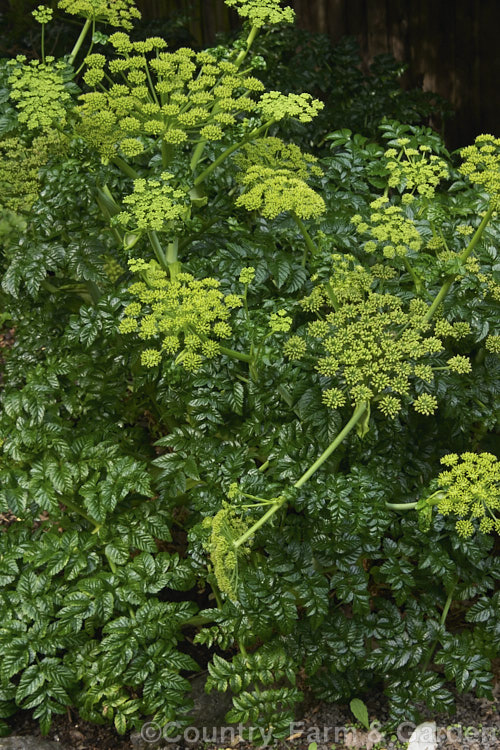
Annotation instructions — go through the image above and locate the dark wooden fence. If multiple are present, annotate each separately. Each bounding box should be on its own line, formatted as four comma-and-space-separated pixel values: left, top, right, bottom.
135, 0, 500, 149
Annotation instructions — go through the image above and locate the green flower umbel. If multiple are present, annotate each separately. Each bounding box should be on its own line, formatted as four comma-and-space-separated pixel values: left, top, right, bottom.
235, 165, 325, 219
431, 453, 500, 537
119, 260, 243, 371
58, 0, 141, 29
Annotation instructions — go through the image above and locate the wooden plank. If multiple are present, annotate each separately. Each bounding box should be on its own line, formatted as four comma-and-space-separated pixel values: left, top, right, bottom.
131, 0, 499, 148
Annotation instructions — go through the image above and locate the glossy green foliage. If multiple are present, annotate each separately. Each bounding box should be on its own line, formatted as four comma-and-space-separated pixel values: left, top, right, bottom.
0, 0, 499, 741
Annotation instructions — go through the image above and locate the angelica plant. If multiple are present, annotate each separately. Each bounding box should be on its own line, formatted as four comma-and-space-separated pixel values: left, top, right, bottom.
388, 452, 500, 538
1, 0, 499, 740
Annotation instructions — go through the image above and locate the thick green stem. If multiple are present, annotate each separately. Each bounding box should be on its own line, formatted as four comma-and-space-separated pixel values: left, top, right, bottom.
234, 495, 287, 549
111, 156, 140, 180
234, 402, 368, 548
404, 257, 423, 295
162, 139, 174, 168
235, 24, 259, 68
41, 24, 46, 63
190, 139, 207, 173
292, 213, 318, 266
421, 584, 456, 672
193, 119, 276, 187
423, 203, 495, 323
219, 345, 252, 363
294, 402, 368, 488
61, 497, 99, 529
68, 17, 92, 66
166, 238, 178, 265
147, 231, 168, 271
385, 501, 418, 510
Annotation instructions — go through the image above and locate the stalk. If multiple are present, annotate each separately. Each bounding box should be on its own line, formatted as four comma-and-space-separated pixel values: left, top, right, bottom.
111, 156, 140, 180
292, 212, 318, 267
193, 119, 276, 187
219, 345, 252, 363
403, 257, 423, 295
234, 402, 368, 548
234, 24, 259, 68
421, 584, 456, 672
386, 501, 418, 510
423, 203, 495, 323
147, 231, 168, 271
294, 402, 368, 488
68, 17, 92, 67
188, 24, 260, 173
41, 23, 46, 63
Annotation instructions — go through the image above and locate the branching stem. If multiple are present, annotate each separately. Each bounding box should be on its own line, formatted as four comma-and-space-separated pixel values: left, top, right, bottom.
234, 402, 368, 548
292, 212, 317, 266
68, 18, 92, 66
424, 202, 495, 323
193, 119, 276, 187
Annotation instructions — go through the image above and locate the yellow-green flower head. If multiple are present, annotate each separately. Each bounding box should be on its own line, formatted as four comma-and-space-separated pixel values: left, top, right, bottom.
447, 355, 472, 374
435, 452, 500, 537
485, 335, 500, 354
384, 143, 449, 198
32, 4, 53, 23
78, 35, 265, 159
0, 131, 65, 213
57, 0, 141, 29
302, 292, 444, 413
269, 309, 292, 333
412, 393, 438, 415
224, 0, 295, 27
283, 335, 306, 360
239, 266, 255, 285
300, 255, 373, 313
120, 261, 238, 372
235, 137, 322, 181
236, 165, 325, 219
116, 172, 190, 233
322, 388, 346, 410
459, 135, 500, 207
7, 57, 72, 132
353, 199, 423, 258
141, 348, 162, 367
377, 395, 401, 419
259, 91, 324, 123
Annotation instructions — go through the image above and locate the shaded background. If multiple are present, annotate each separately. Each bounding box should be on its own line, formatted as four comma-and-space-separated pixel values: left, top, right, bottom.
2, 0, 499, 148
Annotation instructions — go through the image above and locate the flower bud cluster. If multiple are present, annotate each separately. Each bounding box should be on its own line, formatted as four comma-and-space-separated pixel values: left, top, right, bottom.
234, 137, 323, 181
300, 254, 373, 311
32, 4, 54, 23
258, 91, 324, 123
352, 197, 423, 259
78, 36, 266, 160
7, 57, 72, 132
235, 164, 325, 219
301, 291, 445, 416
224, 0, 295, 27
57, 0, 141, 29
384, 143, 449, 198
114, 172, 190, 233
436, 452, 500, 537
459, 134, 500, 208
119, 260, 242, 371
486, 335, 500, 354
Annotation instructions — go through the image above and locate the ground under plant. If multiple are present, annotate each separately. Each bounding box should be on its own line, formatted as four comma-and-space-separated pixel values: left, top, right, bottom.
0, 0, 499, 741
